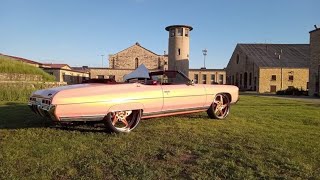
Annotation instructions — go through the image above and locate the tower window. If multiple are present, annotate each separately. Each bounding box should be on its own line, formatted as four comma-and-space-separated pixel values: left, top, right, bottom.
185, 29, 189, 37
135, 58, 139, 68
177, 28, 183, 36
178, 49, 181, 55
170, 29, 175, 37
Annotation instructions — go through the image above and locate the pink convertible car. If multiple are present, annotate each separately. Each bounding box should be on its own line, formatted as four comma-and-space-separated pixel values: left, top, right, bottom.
28, 70, 239, 133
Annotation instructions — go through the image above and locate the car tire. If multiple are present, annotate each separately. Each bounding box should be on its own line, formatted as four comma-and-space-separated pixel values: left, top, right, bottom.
104, 109, 141, 133
207, 93, 230, 119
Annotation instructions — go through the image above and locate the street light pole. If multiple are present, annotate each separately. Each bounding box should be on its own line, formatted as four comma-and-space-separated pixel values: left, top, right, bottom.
202, 49, 207, 68
101, 54, 104, 67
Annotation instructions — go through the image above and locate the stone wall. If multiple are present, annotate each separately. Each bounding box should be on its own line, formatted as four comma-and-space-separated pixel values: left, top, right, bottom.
309, 28, 320, 96
259, 68, 309, 93
89, 68, 134, 82
108, 43, 167, 70
0, 73, 43, 81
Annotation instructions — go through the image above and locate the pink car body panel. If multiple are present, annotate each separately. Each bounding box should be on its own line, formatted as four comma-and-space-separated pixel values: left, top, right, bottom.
28, 79, 239, 122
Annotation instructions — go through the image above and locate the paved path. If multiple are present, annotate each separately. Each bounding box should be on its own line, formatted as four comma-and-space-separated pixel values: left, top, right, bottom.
241, 92, 320, 104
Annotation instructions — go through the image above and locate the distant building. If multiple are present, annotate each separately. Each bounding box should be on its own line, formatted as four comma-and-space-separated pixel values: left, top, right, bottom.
309, 27, 320, 96
189, 68, 226, 84
89, 43, 226, 84
226, 44, 310, 93
89, 42, 168, 82
42, 64, 89, 84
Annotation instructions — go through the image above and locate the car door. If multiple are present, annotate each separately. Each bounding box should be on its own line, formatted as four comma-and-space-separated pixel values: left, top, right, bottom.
161, 84, 206, 112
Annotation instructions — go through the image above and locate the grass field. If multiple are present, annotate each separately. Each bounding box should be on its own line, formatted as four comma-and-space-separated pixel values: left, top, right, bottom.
0, 95, 319, 179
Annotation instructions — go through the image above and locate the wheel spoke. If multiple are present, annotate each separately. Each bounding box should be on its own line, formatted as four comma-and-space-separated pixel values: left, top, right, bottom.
112, 114, 118, 125
121, 118, 129, 127
219, 95, 224, 104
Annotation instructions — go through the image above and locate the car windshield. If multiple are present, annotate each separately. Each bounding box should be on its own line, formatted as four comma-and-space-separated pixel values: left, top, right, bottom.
149, 71, 190, 85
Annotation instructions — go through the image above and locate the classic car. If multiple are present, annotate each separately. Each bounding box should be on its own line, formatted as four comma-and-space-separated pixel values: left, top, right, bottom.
28, 69, 239, 133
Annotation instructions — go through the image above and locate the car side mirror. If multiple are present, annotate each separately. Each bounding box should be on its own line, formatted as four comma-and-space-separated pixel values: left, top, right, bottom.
187, 80, 194, 86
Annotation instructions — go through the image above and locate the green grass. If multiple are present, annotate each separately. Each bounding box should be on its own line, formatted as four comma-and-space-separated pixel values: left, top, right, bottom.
0, 95, 319, 179
0, 83, 49, 102
0, 55, 55, 81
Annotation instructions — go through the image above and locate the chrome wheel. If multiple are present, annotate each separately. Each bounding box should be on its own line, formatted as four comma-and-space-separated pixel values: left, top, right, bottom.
104, 110, 141, 133
207, 94, 230, 119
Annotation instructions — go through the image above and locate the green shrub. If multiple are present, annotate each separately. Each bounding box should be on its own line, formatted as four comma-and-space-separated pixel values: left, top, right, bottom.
0, 55, 55, 81
276, 87, 308, 96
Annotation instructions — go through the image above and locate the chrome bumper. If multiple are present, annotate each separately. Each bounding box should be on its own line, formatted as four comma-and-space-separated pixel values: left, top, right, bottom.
28, 102, 58, 121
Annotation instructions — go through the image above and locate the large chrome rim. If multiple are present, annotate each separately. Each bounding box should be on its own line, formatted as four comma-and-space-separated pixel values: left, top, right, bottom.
110, 110, 139, 132
213, 94, 230, 118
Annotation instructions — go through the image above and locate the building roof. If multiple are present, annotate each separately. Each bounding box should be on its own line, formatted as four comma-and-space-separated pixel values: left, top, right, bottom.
42, 63, 71, 69
165, 25, 193, 31
189, 68, 225, 71
111, 42, 163, 56
237, 44, 310, 68
0, 53, 42, 65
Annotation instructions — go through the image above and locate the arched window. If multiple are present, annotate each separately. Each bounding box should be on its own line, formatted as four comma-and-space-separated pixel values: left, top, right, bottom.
135, 58, 139, 68
236, 54, 240, 64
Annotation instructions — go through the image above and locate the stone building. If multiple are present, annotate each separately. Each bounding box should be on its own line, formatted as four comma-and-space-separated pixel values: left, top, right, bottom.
89, 42, 168, 82
309, 27, 320, 96
189, 68, 226, 84
226, 44, 310, 93
89, 42, 226, 84
42, 64, 90, 84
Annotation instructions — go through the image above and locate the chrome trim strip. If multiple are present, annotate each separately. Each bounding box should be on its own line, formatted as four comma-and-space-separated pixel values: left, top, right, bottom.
143, 106, 210, 117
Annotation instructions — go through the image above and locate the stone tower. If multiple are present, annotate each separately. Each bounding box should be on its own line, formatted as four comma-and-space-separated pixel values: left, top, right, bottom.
309, 27, 320, 96
165, 25, 193, 76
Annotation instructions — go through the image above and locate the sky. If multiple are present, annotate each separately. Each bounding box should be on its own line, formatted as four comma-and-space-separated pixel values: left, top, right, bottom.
0, 0, 319, 69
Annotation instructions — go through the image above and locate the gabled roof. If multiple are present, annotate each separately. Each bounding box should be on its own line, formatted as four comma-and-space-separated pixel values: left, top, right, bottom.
237, 44, 310, 68
112, 42, 160, 56
0, 53, 42, 65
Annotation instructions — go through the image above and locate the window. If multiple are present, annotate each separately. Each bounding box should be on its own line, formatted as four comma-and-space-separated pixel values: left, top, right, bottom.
289, 75, 294, 81
178, 49, 181, 55
185, 28, 189, 37
271, 75, 276, 81
62, 73, 66, 82
135, 58, 139, 68
249, 72, 252, 86
194, 74, 198, 84
170, 29, 175, 37
177, 28, 183, 36
164, 61, 168, 65
236, 54, 240, 64
240, 74, 242, 86
97, 75, 104, 79
211, 74, 216, 84
112, 58, 115, 69
219, 74, 224, 84
202, 74, 207, 84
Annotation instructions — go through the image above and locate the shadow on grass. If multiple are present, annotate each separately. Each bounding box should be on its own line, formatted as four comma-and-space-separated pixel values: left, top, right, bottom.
0, 102, 111, 133
0, 102, 52, 129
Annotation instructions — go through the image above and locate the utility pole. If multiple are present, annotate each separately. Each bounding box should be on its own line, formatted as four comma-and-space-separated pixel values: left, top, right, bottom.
202, 49, 207, 69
